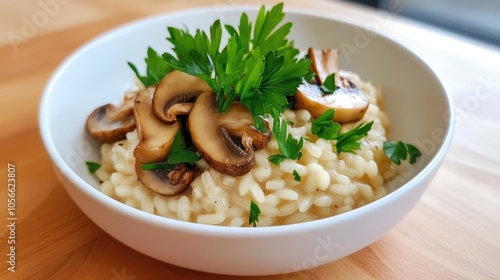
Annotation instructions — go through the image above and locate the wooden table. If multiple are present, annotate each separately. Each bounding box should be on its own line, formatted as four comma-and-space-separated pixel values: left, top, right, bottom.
1, 0, 499, 279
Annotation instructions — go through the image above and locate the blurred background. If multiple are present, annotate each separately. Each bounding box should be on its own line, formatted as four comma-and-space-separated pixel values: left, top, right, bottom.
344, 0, 500, 46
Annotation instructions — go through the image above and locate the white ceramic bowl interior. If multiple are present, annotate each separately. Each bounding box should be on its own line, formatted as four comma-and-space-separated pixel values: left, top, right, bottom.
39, 5, 453, 276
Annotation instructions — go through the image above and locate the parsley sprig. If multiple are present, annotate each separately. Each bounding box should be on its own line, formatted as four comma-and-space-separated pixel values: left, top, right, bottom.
128, 47, 173, 87
311, 109, 340, 139
85, 161, 101, 174
293, 170, 301, 182
249, 200, 261, 227
161, 4, 312, 121
159, 3, 311, 158
383, 141, 421, 165
268, 115, 304, 165
141, 129, 200, 170
310, 109, 373, 154
320, 73, 337, 94
335, 122, 373, 154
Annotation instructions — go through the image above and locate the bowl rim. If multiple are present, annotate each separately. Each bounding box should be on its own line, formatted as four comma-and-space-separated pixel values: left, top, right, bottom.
39, 4, 454, 236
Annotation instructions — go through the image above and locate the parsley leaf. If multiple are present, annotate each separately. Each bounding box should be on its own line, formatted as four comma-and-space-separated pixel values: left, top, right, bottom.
239, 50, 311, 129
311, 109, 341, 139
293, 170, 301, 182
141, 129, 201, 170
167, 129, 201, 164
141, 162, 174, 170
268, 154, 287, 165
168, 150, 200, 165
249, 200, 261, 227
85, 161, 101, 174
268, 115, 303, 165
311, 110, 373, 155
311, 109, 373, 154
128, 47, 173, 87
383, 141, 421, 165
162, 22, 219, 85
320, 73, 337, 94
334, 121, 373, 154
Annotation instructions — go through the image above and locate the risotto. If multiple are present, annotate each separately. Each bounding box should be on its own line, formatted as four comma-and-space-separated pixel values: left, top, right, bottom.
93, 71, 400, 226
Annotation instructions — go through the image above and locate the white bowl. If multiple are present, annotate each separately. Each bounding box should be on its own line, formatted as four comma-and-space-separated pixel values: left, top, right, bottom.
39, 5, 453, 276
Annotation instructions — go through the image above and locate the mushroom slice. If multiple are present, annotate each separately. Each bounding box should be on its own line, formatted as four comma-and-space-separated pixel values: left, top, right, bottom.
134, 86, 198, 195
188, 92, 271, 177
135, 162, 197, 196
308, 48, 339, 85
295, 48, 369, 123
133, 86, 181, 163
86, 92, 136, 143
152, 70, 212, 123
295, 79, 369, 123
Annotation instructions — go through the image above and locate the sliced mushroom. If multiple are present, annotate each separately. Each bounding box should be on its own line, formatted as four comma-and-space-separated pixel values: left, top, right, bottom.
295, 48, 369, 123
133, 86, 180, 163
86, 92, 136, 143
135, 162, 197, 196
133, 86, 198, 195
308, 48, 339, 85
188, 92, 272, 176
152, 70, 212, 123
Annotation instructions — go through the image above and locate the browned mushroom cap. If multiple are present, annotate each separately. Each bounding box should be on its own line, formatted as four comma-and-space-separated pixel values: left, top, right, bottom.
295, 48, 369, 123
133, 86, 180, 163
188, 92, 271, 176
152, 70, 212, 124
86, 92, 136, 143
135, 162, 197, 196
133, 86, 198, 195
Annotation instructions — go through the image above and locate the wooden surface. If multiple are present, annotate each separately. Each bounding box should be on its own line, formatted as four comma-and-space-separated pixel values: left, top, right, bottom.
1, 0, 499, 279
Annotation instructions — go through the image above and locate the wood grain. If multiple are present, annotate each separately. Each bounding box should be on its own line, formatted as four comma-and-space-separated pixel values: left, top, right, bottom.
1, 0, 499, 279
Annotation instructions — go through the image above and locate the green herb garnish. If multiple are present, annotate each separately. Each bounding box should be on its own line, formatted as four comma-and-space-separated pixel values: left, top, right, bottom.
141, 162, 175, 170
167, 129, 201, 164
311, 109, 341, 139
383, 141, 421, 165
249, 200, 261, 227
268, 115, 304, 165
161, 3, 312, 132
141, 129, 201, 170
310, 110, 371, 155
310, 110, 421, 162
334, 121, 373, 154
320, 73, 337, 93
85, 161, 101, 174
293, 170, 301, 182
128, 47, 173, 87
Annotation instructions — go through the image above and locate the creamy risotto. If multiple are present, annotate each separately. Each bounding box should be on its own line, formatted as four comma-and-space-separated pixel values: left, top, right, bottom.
93, 71, 400, 226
